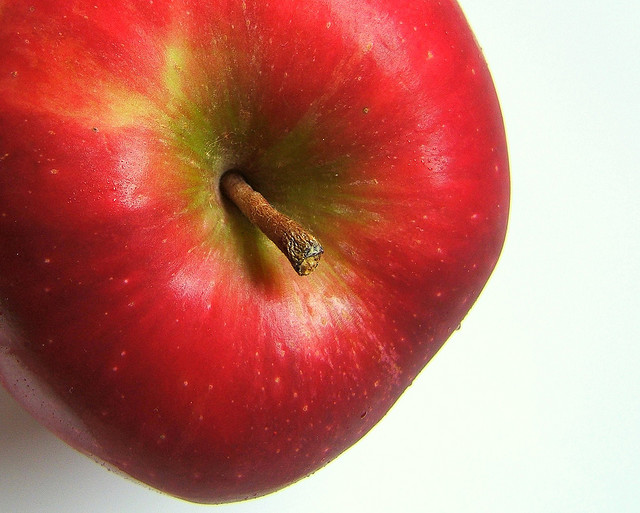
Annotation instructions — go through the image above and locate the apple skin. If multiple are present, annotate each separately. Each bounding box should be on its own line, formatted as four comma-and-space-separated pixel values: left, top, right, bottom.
0, 0, 509, 504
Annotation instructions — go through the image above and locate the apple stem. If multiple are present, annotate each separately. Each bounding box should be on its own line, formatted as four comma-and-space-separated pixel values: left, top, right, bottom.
220, 171, 324, 276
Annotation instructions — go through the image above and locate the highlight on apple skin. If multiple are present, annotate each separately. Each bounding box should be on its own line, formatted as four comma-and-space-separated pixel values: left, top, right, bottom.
0, 0, 509, 504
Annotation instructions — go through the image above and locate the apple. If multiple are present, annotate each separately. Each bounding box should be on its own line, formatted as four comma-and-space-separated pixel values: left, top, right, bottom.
0, 0, 509, 504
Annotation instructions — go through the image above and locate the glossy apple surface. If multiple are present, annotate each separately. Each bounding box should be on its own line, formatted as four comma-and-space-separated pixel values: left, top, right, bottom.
0, 0, 509, 503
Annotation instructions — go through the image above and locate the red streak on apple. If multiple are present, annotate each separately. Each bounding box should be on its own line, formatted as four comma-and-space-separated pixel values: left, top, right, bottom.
0, 0, 509, 504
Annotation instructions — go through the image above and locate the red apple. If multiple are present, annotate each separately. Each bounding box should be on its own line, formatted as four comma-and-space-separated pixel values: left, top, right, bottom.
0, 0, 509, 504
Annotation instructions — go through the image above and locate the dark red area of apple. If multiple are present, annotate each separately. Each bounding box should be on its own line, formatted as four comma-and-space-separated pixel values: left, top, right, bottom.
0, 0, 509, 503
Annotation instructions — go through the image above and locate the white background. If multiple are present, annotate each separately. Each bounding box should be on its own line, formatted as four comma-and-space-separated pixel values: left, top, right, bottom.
1, 1, 639, 511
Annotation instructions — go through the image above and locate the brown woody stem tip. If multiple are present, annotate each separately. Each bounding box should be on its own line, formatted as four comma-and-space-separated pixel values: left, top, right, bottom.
220, 170, 324, 276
